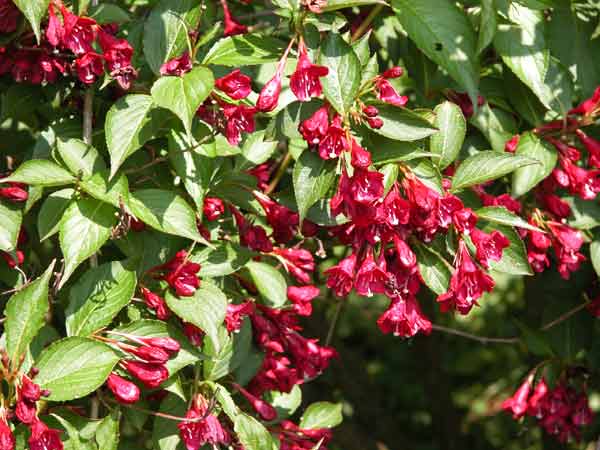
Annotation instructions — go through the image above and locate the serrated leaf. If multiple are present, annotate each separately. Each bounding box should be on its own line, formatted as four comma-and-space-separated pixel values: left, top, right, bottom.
293, 150, 337, 222
0, 160, 76, 187
35, 337, 120, 401
299, 402, 343, 429
66, 261, 136, 337
79, 171, 130, 209
59, 198, 117, 288
511, 132, 557, 197
37, 189, 74, 242
477, 0, 497, 54
57, 138, 106, 178
266, 385, 302, 420
129, 189, 206, 242
165, 283, 228, 350
5, 263, 54, 368
371, 105, 438, 142
203, 319, 252, 380
151, 66, 214, 136
318, 33, 361, 116
430, 101, 466, 169
469, 102, 517, 152
237, 130, 278, 172
414, 245, 451, 295
566, 196, 600, 230
192, 242, 252, 277
234, 414, 275, 450
105, 94, 157, 178
143, 0, 202, 74
451, 151, 537, 191
0, 201, 22, 252
391, 0, 479, 104
203, 34, 286, 66
475, 206, 542, 232
96, 409, 121, 450
12, 0, 49, 43
482, 223, 532, 275
246, 260, 287, 308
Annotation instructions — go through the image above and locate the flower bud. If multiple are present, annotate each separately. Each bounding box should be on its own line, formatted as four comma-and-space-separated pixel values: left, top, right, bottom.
130, 346, 170, 364
107, 373, 140, 404
123, 361, 169, 389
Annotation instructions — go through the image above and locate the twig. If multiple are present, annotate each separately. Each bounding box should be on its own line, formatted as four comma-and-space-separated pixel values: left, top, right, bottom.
431, 324, 520, 345
325, 299, 345, 346
265, 152, 292, 195
104, 396, 208, 422
351, 4, 384, 42
540, 302, 589, 331
124, 156, 168, 175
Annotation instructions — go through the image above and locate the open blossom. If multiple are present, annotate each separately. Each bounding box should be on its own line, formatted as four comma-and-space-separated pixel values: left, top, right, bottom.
160, 52, 192, 76
273, 248, 315, 284
558, 156, 600, 200
178, 395, 231, 450
74, 52, 104, 84
470, 228, 509, 268
221, 0, 247, 36
215, 69, 252, 100
28, 419, 63, 450
289, 40, 328, 102
548, 222, 585, 279
576, 128, 600, 168
377, 296, 432, 338
154, 250, 201, 297
502, 375, 533, 419
225, 301, 254, 332
287, 285, 320, 316
355, 249, 388, 297
278, 420, 332, 450
203, 197, 225, 221
0, 413, 14, 450
97, 29, 137, 89
325, 253, 356, 297
47, 3, 97, 55
230, 205, 273, 252
436, 240, 494, 315
569, 85, 600, 116
299, 105, 329, 146
107, 373, 140, 404
318, 115, 346, 160
222, 103, 257, 146
254, 191, 299, 243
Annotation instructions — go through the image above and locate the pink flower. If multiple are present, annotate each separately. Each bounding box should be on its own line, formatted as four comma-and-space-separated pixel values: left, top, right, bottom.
299, 106, 329, 146
0, 414, 14, 450
203, 197, 225, 221
289, 40, 328, 102
470, 228, 509, 268
222, 103, 257, 145
215, 69, 252, 100
75, 52, 104, 84
178, 395, 231, 450
107, 373, 140, 404
287, 285, 320, 316
273, 248, 315, 284
375, 78, 407, 106
233, 384, 277, 421
160, 52, 192, 77
527, 378, 549, 418
452, 208, 477, 234
436, 240, 494, 314
559, 156, 600, 200
548, 222, 585, 279
502, 375, 533, 419
28, 419, 63, 450
123, 361, 169, 389
257, 60, 285, 112
377, 296, 432, 338
318, 115, 346, 160
155, 250, 201, 297
225, 301, 254, 333
0, 0, 19, 34
355, 249, 388, 297
325, 253, 356, 297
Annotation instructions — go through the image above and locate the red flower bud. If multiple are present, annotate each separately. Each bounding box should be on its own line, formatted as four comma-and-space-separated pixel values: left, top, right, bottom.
142, 337, 181, 354
502, 375, 533, 419
0, 415, 14, 450
215, 69, 252, 100
130, 345, 170, 364
203, 197, 225, 221
233, 384, 277, 421
123, 361, 169, 389
107, 373, 140, 404
382, 66, 404, 79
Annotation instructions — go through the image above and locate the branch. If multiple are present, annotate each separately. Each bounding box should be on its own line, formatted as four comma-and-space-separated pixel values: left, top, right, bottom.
430, 324, 520, 345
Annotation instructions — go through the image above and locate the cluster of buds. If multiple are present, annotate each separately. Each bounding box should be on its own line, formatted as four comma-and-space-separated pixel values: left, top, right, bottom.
503, 373, 593, 443
0, 0, 136, 88
104, 334, 180, 404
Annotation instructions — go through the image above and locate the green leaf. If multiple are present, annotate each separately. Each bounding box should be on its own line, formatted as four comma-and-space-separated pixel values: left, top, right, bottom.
371, 105, 438, 142
481, 223, 532, 275
143, 0, 202, 74
351, 30, 372, 66
451, 151, 537, 192
151, 66, 214, 136
322, 0, 386, 11
96, 410, 121, 450
266, 385, 302, 420
66, 261, 137, 337
405, 158, 443, 193
90, 4, 131, 23
566, 196, 600, 230
51, 414, 83, 450
236, 131, 278, 172
12, 0, 49, 43
0, 201, 22, 252
105, 94, 157, 178
165, 283, 228, 350
234, 414, 275, 450
129, 189, 206, 242
5, 263, 54, 368
477, 0, 497, 54
318, 33, 361, 116
192, 242, 252, 277
414, 245, 451, 295
430, 101, 466, 169
0, 160, 76, 187
391, 0, 479, 104
293, 150, 337, 222
57, 138, 106, 178
79, 171, 130, 209
511, 132, 557, 197
246, 260, 287, 308
469, 102, 517, 152
203, 34, 286, 66
203, 319, 252, 380
114, 320, 205, 376
475, 206, 542, 232
515, 319, 555, 357
35, 337, 120, 401
59, 198, 117, 288
590, 240, 600, 278
299, 402, 343, 429
153, 394, 187, 450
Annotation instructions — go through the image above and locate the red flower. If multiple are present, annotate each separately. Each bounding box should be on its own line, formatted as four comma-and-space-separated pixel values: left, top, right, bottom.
254, 191, 299, 243
141, 287, 170, 320
231, 205, 273, 252
548, 222, 585, 279
0, 183, 27, 202
54, 4, 97, 55
576, 129, 600, 168
140, 337, 181, 354
156, 250, 201, 297
107, 373, 140, 404
257, 58, 286, 112
324, 253, 356, 297
452, 208, 477, 234
382, 66, 403, 79
289, 40, 328, 102
299, 105, 329, 146
279, 420, 332, 450
221, 0, 247, 36
178, 395, 231, 450
558, 156, 600, 200
286, 333, 337, 379
123, 361, 169, 389
0, 414, 14, 450
527, 378, 548, 418
97, 29, 133, 72
203, 197, 225, 221
225, 301, 254, 333
470, 228, 509, 268
375, 78, 407, 107
504, 134, 520, 153
249, 354, 299, 395
502, 375, 533, 419
129, 345, 170, 364
436, 240, 494, 314
222, 103, 257, 146
160, 52, 192, 77
569, 86, 600, 116
0, 0, 19, 34
74, 52, 104, 84
28, 419, 63, 450
183, 323, 204, 347
215, 69, 252, 100
318, 115, 346, 160
447, 90, 485, 118
233, 383, 277, 421
273, 248, 315, 284
287, 285, 320, 316
355, 249, 388, 297
350, 140, 372, 169
377, 296, 432, 338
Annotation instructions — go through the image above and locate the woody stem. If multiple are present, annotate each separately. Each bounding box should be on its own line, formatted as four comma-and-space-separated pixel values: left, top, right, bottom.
430, 324, 520, 345
351, 4, 384, 42
265, 152, 292, 195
